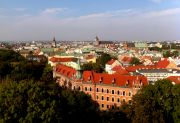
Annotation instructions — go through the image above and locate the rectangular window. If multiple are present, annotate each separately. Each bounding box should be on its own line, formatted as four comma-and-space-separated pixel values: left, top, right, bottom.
117, 98, 120, 103
102, 104, 104, 108
123, 91, 125, 96
102, 96, 104, 100
112, 90, 114, 94
107, 105, 109, 109
96, 88, 99, 92
112, 97, 114, 102
117, 90, 120, 95
85, 87, 87, 91
107, 97, 109, 101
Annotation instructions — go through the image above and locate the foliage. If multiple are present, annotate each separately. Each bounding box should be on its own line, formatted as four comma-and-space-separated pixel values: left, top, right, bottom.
82, 63, 103, 73
163, 50, 179, 58
130, 57, 141, 65
149, 47, 162, 52
0, 49, 25, 62
97, 53, 112, 68
0, 79, 100, 123
127, 79, 180, 123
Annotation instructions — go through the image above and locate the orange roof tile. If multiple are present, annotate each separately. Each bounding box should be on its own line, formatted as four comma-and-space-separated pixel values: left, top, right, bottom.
156, 58, 170, 68
50, 57, 75, 63
167, 76, 180, 84
82, 71, 147, 87
56, 64, 76, 78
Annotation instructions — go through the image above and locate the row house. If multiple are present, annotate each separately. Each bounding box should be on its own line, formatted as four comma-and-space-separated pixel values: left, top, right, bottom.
53, 64, 148, 110
137, 68, 180, 84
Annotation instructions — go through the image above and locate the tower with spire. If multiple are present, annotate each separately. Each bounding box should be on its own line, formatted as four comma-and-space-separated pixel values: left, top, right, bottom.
52, 37, 57, 48
95, 36, 100, 46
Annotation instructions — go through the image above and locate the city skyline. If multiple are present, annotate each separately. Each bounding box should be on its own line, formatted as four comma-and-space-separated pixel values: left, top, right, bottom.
0, 0, 180, 41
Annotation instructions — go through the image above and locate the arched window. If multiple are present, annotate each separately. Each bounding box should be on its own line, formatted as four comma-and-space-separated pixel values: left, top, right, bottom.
107, 89, 109, 93
102, 88, 104, 93
90, 87, 92, 91
117, 90, 120, 95
85, 87, 87, 91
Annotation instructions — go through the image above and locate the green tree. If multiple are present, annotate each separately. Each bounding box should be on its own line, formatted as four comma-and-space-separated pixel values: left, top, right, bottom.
97, 53, 112, 68
0, 79, 100, 123
127, 79, 180, 123
130, 57, 141, 65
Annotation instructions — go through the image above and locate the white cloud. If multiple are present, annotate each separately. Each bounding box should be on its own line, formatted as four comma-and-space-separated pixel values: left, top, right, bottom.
41, 8, 68, 15
0, 7, 180, 41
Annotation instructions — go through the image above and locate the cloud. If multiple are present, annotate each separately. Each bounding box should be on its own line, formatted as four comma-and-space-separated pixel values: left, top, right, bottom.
41, 8, 68, 15
0, 7, 180, 41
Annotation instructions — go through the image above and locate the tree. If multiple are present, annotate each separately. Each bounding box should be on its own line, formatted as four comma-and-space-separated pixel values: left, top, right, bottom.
97, 53, 112, 68
0, 79, 100, 123
127, 79, 180, 123
130, 57, 141, 65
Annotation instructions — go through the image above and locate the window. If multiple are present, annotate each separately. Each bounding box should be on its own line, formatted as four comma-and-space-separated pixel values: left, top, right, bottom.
129, 100, 132, 104
78, 86, 80, 91
102, 88, 104, 93
129, 92, 131, 96
107, 97, 109, 101
107, 105, 109, 109
102, 104, 104, 108
117, 90, 120, 95
90, 87, 92, 91
112, 90, 114, 94
96, 96, 99, 100
112, 97, 114, 102
102, 96, 104, 100
123, 99, 126, 103
85, 87, 87, 91
123, 91, 126, 96
117, 98, 120, 103
96, 88, 99, 92
107, 89, 109, 93
73, 86, 76, 90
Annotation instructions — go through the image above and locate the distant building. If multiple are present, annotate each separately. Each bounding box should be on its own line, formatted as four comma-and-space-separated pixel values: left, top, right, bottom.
53, 64, 148, 110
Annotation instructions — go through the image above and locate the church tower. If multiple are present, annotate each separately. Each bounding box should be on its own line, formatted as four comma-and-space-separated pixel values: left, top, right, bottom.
76, 59, 82, 79
95, 36, 100, 46
52, 37, 57, 48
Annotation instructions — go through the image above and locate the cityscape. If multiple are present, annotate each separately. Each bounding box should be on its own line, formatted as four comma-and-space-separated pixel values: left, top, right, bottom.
0, 0, 180, 123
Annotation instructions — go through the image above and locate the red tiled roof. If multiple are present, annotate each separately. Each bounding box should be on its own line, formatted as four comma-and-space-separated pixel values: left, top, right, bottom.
82, 71, 148, 87
50, 57, 75, 63
107, 59, 116, 65
167, 76, 180, 84
125, 65, 156, 72
120, 56, 132, 63
112, 65, 124, 71
156, 58, 170, 68
112, 65, 129, 75
56, 64, 76, 78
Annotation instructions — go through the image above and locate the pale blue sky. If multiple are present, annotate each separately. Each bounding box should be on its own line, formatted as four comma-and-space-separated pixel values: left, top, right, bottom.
0, 0, 180, 41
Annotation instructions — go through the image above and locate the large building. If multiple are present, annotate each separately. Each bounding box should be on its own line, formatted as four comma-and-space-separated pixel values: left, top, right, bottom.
53, 64, 148, 110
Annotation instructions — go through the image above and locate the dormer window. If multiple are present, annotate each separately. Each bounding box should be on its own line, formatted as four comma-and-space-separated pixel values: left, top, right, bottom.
126, 80, 130, 86
88, 76, 91, 81
112, 78, 116, 85
99, 77, 103, 83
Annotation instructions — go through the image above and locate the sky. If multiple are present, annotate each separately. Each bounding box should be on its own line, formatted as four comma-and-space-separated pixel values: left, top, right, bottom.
0, 0, 180, 41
